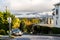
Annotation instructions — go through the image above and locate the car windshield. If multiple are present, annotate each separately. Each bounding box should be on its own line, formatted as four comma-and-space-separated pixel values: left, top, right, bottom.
12, 29, 20, 33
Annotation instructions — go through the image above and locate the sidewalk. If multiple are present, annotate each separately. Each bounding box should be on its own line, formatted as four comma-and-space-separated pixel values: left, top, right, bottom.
44, 34, 60, 37
0, 35, 15, 40
30, 34, 60, 37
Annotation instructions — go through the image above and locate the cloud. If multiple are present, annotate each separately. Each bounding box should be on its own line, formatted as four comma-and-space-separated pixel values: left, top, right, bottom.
32, 0, 60, 12
0, 0, 60, 12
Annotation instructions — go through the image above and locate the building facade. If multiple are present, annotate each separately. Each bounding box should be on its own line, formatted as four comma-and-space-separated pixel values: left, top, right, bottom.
53, 3, 60, 27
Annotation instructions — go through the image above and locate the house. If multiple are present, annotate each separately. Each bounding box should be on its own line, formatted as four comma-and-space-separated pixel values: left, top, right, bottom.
53, 2, 60, 27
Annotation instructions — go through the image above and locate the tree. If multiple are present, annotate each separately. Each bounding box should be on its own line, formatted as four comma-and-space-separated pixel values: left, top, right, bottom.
31, 18, 40, 24
0, 10, 21, 35
0, 11, 4, 29
12, 18, 20, 29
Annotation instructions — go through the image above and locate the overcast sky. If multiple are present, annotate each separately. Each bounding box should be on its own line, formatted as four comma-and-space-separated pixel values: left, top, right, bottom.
0, 0, 60, 12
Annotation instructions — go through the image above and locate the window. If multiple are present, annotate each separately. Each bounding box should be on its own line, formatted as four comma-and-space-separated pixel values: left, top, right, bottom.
50, 18, 51, 24
56, 20, 58, 25
56, 17, 58, 19
52, 12, 55, 16
56, 9, 58, 15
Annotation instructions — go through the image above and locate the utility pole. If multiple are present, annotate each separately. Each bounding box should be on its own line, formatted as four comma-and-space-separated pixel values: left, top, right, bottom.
7, 17, 11, 38
6, 6, 12, 38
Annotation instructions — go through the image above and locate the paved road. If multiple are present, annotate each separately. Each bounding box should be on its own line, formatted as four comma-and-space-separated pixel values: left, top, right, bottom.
0, 35, 60, 40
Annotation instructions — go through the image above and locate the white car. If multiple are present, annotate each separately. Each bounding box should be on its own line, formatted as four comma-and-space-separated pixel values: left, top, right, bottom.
12, 29, 23, 36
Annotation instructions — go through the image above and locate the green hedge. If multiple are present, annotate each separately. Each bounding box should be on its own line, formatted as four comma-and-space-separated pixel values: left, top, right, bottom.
0, 29, 6, 35
52, 27, 60, 34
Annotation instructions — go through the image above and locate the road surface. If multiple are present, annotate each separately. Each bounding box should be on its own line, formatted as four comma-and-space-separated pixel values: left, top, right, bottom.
0, 35, 60, 40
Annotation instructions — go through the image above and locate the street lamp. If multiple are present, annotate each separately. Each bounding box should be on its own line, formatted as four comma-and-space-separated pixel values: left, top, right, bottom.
7, 17, 11, 38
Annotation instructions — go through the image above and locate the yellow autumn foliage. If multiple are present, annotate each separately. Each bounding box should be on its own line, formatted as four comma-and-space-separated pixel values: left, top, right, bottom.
21, 18, 40, 26
31, 19, 40, 24
12, 18, 21, 29
21, 18, 32, 25
24, 20, 32, 25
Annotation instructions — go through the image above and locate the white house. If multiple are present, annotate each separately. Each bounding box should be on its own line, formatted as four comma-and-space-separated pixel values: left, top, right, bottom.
53, 2, 60, 27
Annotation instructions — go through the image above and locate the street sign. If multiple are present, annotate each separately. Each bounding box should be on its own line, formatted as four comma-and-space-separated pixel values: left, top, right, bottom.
7, 17, 11, 23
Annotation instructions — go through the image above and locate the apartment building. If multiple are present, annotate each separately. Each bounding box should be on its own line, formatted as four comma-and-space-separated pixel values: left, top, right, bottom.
53, 3, 60, 27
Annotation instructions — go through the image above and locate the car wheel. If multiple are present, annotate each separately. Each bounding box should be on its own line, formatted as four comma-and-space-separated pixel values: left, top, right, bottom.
19, 35, 22, 36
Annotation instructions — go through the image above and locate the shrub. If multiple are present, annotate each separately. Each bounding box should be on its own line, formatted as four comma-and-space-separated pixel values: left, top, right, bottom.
0, 29, 6, 35
52, 27, 60, 34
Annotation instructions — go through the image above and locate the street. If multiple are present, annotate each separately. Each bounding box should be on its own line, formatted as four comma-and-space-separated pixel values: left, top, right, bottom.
1, 35, 60, 40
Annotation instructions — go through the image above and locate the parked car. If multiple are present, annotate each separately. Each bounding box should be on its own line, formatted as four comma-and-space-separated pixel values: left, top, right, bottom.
12, 29, 23, 36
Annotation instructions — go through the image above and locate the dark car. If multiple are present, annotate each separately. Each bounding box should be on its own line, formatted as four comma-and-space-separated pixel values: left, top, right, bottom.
12, 29, 23, 36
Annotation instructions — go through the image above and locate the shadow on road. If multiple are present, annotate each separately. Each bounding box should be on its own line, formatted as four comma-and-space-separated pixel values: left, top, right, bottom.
0, 38, 30, 40
0, 35, 31, 40
14, 38, 30, 40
